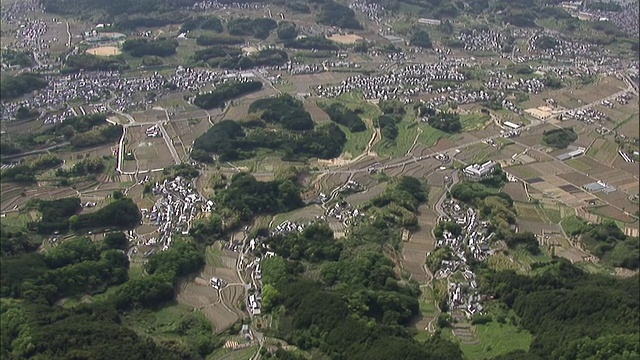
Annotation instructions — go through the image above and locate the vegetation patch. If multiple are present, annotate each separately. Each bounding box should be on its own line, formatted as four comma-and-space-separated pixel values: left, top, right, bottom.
541, 127, 578, 149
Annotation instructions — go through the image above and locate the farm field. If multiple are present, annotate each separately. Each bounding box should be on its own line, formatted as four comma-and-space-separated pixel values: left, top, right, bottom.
453, 321, 533, 359
176, 242, 244, 333
124, 125, 176, 172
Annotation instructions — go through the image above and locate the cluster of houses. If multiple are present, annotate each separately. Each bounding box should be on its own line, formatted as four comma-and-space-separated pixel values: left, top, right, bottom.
326, 201, 363, 226
563, 108, 607, 123
140, 176, 206, 249
434, 198, 494, 318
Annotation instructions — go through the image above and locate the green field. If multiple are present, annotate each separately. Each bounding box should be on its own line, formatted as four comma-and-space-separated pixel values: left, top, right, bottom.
418, 125, 448, 147
205, 242, 224, 267
125, 303, 225, 357
541, 206, 562, 224
460, 113, 490, 132
457, 320, 533, 359
515, 202, 546, 222
565, 158, 591, 172
341, 124, 373, 158
0, 212, 32, 231
375, 118, 421, 158
560, 215, 585, 235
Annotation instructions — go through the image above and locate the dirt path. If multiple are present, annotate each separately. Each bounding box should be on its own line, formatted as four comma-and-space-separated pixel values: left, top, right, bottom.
406, 126, 423, 156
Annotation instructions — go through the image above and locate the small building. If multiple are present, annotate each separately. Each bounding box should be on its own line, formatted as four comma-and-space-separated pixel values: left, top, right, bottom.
463, 161, 497, 179
503, 121, 521, 130
418, 18, 441, 25
556, 147, 586, 161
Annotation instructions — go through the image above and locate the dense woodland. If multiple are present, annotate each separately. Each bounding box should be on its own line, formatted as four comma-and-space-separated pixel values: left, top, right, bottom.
0, 73, 48, 101
248, 95, 314, 131
191, 107, 347, 161
480, 260, 639, 358
320, 102, 367, 132
64, 53, 128, 72
284, 36, 339, 51
0, 49, 33, 68
193, 81, 263, 109
227, 17, 277, 39
256, 177, 469, 359
541, 127, 578, 148
425, 110, 462, 133
316, 0, 362, 29
565, 218, 639, 269
122, 38, 179, 57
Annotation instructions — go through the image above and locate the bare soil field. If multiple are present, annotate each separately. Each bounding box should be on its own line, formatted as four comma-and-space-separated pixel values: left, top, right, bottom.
557, 246, 592, 263
346, 183, 386, 205
402, 205, 437, 284
304, 99, 330, 123
273, 205, 326, 224
593, 192, 638, 215
503, 182, 529, 202
504, 164, 542, 180
568, 77, 627, 103
328, 34, 363, 44
85, 46, 121, 56
619, 117, 640, 138
590, 205, 637, 223
125, 126, 175, 171
611, 156, 640, 176
518, 220, 562, 235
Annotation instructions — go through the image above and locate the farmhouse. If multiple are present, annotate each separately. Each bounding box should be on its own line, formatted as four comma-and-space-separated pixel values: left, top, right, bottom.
210, 277, 224, 289
463, 161, 497, 179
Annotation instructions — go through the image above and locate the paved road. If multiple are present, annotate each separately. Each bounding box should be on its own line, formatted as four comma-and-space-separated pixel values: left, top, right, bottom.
160, 109, 181, 164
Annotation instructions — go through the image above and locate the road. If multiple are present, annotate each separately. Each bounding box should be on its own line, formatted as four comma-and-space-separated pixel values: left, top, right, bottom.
65, 21, 71, 48
160, 109, 181, 164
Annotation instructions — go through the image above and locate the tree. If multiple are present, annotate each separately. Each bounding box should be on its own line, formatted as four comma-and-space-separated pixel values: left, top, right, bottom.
410, 30, 433, 49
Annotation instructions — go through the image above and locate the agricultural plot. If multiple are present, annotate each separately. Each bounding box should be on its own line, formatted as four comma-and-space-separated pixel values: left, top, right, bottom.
505, 164, 542, 180
502, 182, 529, 202
345, 183, 386, 205
271, 205, 326, 226
402, 205, 437, 284
457, 321, 533, 360
454, 143, 498, 164
515, 203, 546, 223
123, 126, 175, 172
589, 205, 637, 224
561, 76, 627, 104
303, 99, 330, 123
375, 120, 420, 158
177, 242, 244, 333
617, 115, 640, 138
586, 138, 619, 165
460, 113, 491, 132
169, 117, 212, 150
